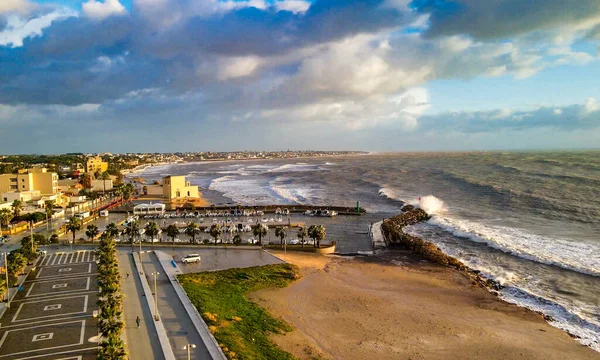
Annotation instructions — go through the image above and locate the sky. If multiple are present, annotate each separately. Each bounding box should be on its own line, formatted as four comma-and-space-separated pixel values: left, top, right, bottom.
1, 0, 600, 153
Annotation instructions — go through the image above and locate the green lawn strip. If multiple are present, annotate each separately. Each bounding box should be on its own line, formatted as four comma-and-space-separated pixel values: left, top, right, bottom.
177, 264, 300, 360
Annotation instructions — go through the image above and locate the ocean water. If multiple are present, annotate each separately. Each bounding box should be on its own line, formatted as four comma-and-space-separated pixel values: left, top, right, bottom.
135, 151, 600, 351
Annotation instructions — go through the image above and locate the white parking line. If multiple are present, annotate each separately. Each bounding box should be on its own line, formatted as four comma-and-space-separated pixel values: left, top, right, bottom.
75, 252, 81, 263
0, 320, 86, 358
51, 255, 58, 266
12, 348, 92, 360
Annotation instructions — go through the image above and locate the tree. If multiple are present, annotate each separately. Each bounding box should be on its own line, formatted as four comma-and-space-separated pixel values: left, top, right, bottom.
11, 200, 23, 217
101, 171, 111, 194
80, 173, 92, 189
20, 235, 38, 262
275, 226, 287, 247
0, 208, 13, 234
49, 233, 59, 244
209, 224, 222, 245
44, 200, 54, 222
233, 234, 242, 246
125, 221, 140, 244
144, 222, 160, 243
105, 223, 119, 239
166, 224, 180, 242
252, 224, 267, 246
308, 225, 326, 248
66, 217, 83, 245
85, 224, 100, 243
7, 251, 26, 286
184, 222, 200, 244
297, 226, 308, 249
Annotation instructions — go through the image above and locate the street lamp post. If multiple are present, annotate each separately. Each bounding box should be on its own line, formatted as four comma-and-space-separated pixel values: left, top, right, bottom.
183, 344, 196, 360
152, 272, 159, 321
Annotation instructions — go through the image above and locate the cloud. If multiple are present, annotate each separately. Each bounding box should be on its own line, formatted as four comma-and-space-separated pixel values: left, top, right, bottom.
82, 0, 127, 20
0, 9, 76, 47
417, 99, 600, 133
0, 0, 33, 15
412, 0, 600, 40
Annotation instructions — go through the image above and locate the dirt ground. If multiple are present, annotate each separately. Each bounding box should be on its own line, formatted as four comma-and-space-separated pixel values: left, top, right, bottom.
253, 251, 599, 360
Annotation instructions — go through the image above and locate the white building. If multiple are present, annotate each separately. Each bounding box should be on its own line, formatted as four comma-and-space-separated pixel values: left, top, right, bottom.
133, 203, 166, 215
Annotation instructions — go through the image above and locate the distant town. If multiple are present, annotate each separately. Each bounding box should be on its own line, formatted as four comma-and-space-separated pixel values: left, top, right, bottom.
0, 151, 364, 226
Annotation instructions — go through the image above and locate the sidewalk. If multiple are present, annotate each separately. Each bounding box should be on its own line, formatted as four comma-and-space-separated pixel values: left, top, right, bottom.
118, 250, 165, 360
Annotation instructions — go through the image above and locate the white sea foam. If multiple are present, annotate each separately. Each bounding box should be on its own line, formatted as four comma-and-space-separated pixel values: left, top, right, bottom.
428, 216, 600, 277
378, 187, 404, 201
411, 195, 447, 215
209, 176, 277, 204
406, 224, 600, 352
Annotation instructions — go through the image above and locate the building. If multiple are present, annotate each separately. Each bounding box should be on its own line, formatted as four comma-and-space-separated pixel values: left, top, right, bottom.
133, 203, 166, 215
85, 156, 108, 174
162, 175, 199, 200
0, 168, 59, 195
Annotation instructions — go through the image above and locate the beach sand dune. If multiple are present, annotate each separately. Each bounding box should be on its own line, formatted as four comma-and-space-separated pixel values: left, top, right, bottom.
254, 251, 599, 360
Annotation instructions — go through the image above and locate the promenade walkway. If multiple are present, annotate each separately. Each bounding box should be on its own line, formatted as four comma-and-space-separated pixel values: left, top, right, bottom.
118, 250, 165, 360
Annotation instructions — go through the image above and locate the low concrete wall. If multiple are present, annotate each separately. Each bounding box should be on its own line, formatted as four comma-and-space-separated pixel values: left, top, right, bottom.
132, 252, 176, 360
154, 251, 227, 360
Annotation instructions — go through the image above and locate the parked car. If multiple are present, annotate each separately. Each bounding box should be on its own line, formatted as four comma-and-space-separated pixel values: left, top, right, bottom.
36, 248, 47, 255
182, 254, 201, 264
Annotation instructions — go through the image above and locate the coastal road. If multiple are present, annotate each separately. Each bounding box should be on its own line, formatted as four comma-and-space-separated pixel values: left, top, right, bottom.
0, 250, 99, 360
141, 252, 210, 359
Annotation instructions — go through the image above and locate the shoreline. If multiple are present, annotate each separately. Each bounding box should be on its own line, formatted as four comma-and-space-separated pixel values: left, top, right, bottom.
380, 208, 599, 352
256, 250, 599, 360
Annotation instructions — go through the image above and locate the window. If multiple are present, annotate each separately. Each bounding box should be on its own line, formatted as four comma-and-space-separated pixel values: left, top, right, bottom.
187, 191, 190, 196
176, 191, 180, 197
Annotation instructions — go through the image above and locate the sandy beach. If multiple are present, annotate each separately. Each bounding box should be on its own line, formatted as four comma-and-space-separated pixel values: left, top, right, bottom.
254, 250, 599, 360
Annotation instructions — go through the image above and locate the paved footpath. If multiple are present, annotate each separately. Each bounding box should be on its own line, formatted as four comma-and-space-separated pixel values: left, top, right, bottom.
0, 250, 100, 360
142, 253, 210, 359
118, 250, 165, 360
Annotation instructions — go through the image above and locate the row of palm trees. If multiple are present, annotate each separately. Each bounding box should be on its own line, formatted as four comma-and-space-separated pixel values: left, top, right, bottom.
96, 233, 127, 359
118, 220, 327, 248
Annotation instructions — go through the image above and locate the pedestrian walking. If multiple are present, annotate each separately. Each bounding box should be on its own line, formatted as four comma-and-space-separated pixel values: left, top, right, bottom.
136, 316, 140, 328
126, 271, 130, 279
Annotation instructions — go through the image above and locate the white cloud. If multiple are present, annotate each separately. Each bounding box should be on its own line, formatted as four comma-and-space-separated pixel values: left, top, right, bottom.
217, 56, 263, 80
0, 0, 32, 14
274, 0, 311, 14
0, 10, 76, 47
82, 0, 127, 20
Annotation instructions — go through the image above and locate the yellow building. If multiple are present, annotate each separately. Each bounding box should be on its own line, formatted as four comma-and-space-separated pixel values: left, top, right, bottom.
162, 175, 199, 200
0, 168, 59, 195
85, 156, 108, 173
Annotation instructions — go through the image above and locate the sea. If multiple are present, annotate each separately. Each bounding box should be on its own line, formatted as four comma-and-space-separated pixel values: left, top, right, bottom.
134, 151, 600, 351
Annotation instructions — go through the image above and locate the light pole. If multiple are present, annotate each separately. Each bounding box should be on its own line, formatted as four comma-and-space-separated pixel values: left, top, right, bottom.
4, 252, 9, 308
183, 344, 196, 360
152, 272, 159, 321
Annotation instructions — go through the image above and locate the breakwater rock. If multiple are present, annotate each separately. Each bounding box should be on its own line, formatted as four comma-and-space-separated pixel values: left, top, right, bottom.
381, 209, 502, 291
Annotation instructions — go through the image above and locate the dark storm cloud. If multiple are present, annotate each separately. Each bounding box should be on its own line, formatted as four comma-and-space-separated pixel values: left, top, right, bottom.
0, 0, 404, 105
411, 0, 600, 40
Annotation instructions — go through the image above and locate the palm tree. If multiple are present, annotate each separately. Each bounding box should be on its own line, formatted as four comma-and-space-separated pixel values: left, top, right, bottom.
11, 200, 23, 218
66, 217, 83, 248
44, 200, 54, 223
85, 224, 99, 243
0, 208, 13, 235
144, 222, 160, 243
233, 234, 242, 246
297, 226, 308, 248
184, 222, 200, 244
105, 223, 119, 239
165, 224, 180, 242
275, 226, 287, 247
308, 224, 326, 248
49, 233, 59, 244
252, 224, 267, 246
125, 221, 140, 244
101, 171, 111, 194
209, 224, 222, 245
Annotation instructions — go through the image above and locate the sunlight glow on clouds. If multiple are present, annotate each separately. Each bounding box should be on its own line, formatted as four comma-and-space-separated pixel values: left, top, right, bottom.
0, 0, 599, 152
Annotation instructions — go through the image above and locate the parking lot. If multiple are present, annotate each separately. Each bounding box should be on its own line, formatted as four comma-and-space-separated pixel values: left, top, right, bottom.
161, 247, 284, 273
0, 250, 99, 360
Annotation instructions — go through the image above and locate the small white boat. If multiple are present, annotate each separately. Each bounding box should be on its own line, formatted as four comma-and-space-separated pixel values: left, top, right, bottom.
99, 210, 109, 217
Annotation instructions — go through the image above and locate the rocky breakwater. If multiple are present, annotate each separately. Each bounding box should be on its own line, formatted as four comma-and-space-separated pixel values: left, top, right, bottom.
381, 206, 502, 291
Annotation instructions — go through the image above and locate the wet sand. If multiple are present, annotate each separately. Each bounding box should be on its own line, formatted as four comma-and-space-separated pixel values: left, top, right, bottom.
253, 250, 599, 360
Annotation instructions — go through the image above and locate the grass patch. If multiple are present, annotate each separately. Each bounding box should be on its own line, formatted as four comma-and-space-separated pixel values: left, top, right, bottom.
177, 264, 301, 360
